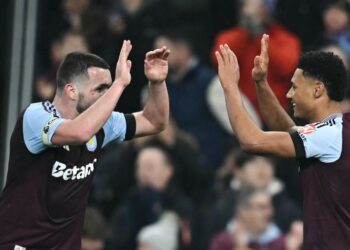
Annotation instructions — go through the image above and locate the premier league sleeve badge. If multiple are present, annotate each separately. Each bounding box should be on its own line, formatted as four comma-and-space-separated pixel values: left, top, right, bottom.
86, 135, 97, 152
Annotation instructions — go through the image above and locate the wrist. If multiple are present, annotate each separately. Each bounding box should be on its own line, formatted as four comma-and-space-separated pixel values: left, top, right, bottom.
113, 79, 128, 90
255, 78, 268, 86
149, 79, 165, 85
222, 83, 239, 93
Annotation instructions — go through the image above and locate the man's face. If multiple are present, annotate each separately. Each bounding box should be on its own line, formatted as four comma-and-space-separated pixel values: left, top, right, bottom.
136, 148, 172, 191
241, 0, 270, 24
287, 69, 316, 120
238, 157, 273, 189
76, 67, 112, 113
323, 6, 349, 34
240, 193, 273, 233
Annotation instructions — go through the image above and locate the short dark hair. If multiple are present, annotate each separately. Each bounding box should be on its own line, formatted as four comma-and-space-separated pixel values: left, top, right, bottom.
298, 51, 348, 101
234, 151, 273, 170
138, 141, 174, 168
56, 52, 110, 90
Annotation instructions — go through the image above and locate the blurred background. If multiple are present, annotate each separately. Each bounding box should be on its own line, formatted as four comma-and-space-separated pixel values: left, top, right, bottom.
2, 0, 350, 249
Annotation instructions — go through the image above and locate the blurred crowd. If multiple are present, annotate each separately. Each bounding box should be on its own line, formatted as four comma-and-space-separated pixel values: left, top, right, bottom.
33, 0, 350, 249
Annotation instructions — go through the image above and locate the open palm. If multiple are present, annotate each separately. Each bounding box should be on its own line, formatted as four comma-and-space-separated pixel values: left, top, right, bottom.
252, 34, 269, 83
216, 44, 240, 88
115, 40, 132, 86
144, 47, 170, 83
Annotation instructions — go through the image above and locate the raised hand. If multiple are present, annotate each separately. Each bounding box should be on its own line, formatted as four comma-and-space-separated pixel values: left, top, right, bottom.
232, 221, 248, 249
252, 34, 269, 83
144, 46, 170, 84
215, 44, 240, 89
115, 40, 132, 86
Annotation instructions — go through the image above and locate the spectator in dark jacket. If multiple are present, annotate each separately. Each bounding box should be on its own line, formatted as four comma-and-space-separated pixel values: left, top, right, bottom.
106, 145, 194, 250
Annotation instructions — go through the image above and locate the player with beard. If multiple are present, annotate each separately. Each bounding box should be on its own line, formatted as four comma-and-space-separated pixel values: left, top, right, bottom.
0, 40, 170, 249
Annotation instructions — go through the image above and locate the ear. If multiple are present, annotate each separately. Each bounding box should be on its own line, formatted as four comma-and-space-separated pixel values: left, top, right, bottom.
64, 83, 78, 100
314, 81, 326, 99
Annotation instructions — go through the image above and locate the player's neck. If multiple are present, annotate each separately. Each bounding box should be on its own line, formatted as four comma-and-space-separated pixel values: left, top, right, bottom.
309, 101, 342, 123
52, 96, 79, 119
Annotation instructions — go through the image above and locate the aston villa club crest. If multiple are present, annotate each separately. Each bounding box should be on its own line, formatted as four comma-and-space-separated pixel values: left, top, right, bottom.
86, 136, 97, 152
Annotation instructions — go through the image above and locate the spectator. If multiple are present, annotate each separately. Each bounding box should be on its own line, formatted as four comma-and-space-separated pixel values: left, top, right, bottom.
322, 1, 350, 56
106, 145, 193, 250
36, 0, 93, 69
106, 0, 187, 113
35, 31, 88, 101
89, 119, 206, 218
154, 30, 236, 168
82, 207, 107, 250
305, 2, 350, 53
208, 151, 300, 237
212, 0, 301, 113
274, 0, 332, 50
36, 0, 115, 78
210, 189, 288, 250
136, 120, 211, 203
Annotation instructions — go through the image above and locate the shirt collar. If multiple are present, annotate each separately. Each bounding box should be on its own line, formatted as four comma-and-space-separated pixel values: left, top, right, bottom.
321, 113, 342, 123
43, 100, 62, 118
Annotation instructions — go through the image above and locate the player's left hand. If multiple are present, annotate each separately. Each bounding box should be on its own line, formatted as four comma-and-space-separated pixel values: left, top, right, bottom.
215, 44, 240, 90
252, 34, 269, 83
144, 46, 170, 84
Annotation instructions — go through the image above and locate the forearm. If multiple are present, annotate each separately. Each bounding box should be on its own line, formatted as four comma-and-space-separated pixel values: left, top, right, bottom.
256, 80, 295, 131
216, 40, 296, 157
223, 85, 264, 150
142, 80, 169, 131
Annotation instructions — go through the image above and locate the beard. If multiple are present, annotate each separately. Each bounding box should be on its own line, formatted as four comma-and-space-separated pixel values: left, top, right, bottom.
76, 93, 89, 114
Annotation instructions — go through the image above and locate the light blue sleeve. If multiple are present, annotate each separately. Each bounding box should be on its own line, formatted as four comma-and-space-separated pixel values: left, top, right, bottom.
23, 103, 65, 154
297, 119, 343, 163
102, 111, 127, 147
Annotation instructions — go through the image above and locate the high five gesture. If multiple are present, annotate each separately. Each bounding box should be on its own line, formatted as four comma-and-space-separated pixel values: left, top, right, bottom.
144, 46, 171, 84
252, 34, 269, 83
115, 40, 133, 86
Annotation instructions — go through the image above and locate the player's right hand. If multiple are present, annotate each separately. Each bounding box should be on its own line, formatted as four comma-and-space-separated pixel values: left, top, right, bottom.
215, 44, 240, 90
115, 40, 132, 87
252, 34, 269, 83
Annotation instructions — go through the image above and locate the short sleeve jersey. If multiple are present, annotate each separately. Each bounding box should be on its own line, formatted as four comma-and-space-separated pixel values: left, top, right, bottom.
290, 113, 350, 249
291, 114, 343, 163
23, 102, 128, 153
0, 101, 135, 249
